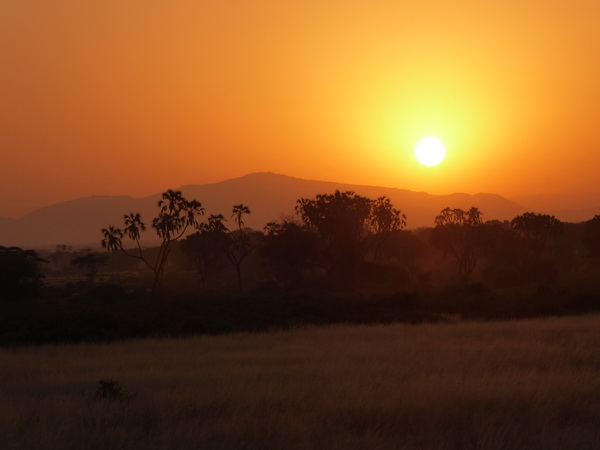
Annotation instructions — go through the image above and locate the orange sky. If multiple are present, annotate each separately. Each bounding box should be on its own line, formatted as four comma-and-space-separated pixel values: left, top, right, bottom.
2, 0, 600, 218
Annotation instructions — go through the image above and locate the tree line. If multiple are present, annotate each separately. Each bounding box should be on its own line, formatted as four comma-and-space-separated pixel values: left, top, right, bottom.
2, 188, 600, 300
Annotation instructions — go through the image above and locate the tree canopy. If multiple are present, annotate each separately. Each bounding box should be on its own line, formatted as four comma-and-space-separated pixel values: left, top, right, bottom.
511, 212, 563, 257
430, 207, 485, 282
0, 246, 47, 300
101, 190, 204, 291
296, 190, 405, 285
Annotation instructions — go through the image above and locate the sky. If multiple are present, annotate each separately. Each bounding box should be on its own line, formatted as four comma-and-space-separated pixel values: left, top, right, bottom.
2, 0, 600, 218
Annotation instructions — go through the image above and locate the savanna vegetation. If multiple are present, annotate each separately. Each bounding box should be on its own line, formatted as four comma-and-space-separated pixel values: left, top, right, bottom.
2, 315, 600, 449
3, 190, 600, 449
2, 189, 600, 345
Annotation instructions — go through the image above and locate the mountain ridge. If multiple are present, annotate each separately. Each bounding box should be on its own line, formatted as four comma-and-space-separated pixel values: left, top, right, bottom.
0, 172, 558, 248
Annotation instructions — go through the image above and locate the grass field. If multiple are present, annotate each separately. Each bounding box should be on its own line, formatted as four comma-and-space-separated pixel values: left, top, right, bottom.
2, 315, 600, 449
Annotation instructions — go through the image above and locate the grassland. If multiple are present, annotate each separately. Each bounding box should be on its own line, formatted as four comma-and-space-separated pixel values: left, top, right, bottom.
2, 315, 600, 449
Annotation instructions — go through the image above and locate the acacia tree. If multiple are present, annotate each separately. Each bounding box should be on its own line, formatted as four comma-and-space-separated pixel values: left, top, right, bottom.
261, 218, 320, 286
511, 212, 563, 260
295, 190, 405, 284
180, 214, 229, 287
369, 196, 407, 261
101, 190, 204, 292
0, 246, 47, 300
477, 219, 525, 286
47, 244, 74, 273
583, 215, 600, 258
71, 252, 109, 286
430, 207, 484, 282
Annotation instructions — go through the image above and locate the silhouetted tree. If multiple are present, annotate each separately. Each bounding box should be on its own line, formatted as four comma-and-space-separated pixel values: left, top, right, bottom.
369, 196, 408, 261
511, 212, 563, 259
0, 246, 47, 300
296, 190, 405, 285
71, 252, 109, 286
378, 229, 427, 275
180, 214, 229, 287
101, 190, 204, 292
582, 215, 600, 258
479, 220, 525, 286
430, 207, 484, 282
47, 244, 74, 273
261, 218, 320, 286
224, 205, 258, 290
197, 205, 258, 290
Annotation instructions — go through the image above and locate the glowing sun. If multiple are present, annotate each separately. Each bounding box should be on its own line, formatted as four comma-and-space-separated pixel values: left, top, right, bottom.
415, 137, 446, 166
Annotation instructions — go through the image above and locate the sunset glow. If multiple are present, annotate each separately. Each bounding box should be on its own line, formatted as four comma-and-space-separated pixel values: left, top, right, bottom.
415, 138, 446, 166
4, 3, 600, 444
2, 0, 600, 217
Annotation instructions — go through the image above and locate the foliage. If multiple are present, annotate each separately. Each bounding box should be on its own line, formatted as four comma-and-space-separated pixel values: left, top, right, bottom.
4, 283, 600, 347
221, 205, 259, 291
511, 212, 563, 258
180, 214, 229, 287
583, 215, 600, 257
377, 229, 427, 275
261, 218, 320, 285
0, 246, 47, 300
430, 207, 485, 282
20, 189, 600, 298
479, 220, 525, 286
101, 190, 204, 292
72, 252, 109, 286
46, 244, 74, 273
93, 379, 135, 401
369, 196, 408, 260
296, 190, 405, 285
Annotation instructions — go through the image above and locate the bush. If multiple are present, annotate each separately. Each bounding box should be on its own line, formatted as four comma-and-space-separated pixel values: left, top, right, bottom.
93, 379, 135, 401
0, 246, 46, 301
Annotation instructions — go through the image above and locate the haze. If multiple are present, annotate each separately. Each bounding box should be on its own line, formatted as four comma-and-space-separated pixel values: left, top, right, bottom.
2, 0, 600, 218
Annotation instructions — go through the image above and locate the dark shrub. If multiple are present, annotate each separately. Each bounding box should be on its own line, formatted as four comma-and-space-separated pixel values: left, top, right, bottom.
90, 283, 129, 303
0, 246, 46, 301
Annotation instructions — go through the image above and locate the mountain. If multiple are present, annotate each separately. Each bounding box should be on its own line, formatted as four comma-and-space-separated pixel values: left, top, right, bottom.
0, 196, 155, 249
180, 172, 526, 229
511, 193, 600, 223
549, 207, 600, 223
0, 172, 527, 248
0, 216, 18, 245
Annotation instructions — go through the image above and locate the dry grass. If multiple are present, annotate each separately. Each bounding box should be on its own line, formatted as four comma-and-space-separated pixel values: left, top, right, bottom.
2, 316, 600, 449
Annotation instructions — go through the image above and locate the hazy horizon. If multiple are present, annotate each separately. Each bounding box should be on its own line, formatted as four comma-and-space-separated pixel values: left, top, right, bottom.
1, 171, 599, 221
4, 3, 600, 445
0, 171, 533, 219
3, 0, 600, 219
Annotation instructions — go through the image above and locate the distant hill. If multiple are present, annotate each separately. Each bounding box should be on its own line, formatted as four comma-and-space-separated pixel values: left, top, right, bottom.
0, 216, 17, 244
512, 193, 600, 223
0, 172, 528, 248
179, 172, 527, 229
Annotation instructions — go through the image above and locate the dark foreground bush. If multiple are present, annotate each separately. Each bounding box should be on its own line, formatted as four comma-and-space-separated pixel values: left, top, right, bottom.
0, 290, 438, 346
0, 246, 46, 301
93, 379, 136, 401
2, 285, 600, 346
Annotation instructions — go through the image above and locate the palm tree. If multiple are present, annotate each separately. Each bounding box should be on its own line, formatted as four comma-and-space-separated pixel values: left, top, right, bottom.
100, 190, 204, 293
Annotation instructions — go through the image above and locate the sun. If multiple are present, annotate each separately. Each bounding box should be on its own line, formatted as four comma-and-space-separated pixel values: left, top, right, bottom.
415, 137, 446, 166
